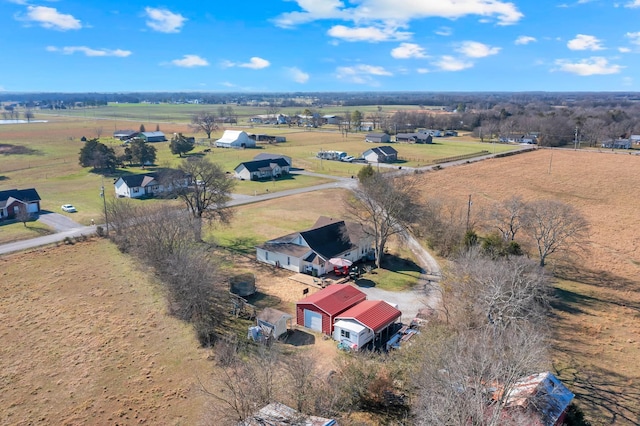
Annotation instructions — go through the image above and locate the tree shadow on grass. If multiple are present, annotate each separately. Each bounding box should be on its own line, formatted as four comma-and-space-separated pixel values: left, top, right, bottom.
354, 278, 376, 288
553, 362, 640, 425
245, 292, 281, 310
0, 143, 42, 156
380, 254, 422, 277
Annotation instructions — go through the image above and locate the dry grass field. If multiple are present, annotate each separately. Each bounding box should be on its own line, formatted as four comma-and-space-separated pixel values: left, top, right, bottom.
0, 240, 212, 425
411, 148, 640, 425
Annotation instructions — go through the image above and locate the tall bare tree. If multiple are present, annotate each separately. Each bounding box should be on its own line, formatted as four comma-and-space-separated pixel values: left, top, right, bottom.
490, 195, 525, 242
346, 172, 419, 268
190, 111, 218, 138
169, 157, 236, 241
523, 199, 589, 267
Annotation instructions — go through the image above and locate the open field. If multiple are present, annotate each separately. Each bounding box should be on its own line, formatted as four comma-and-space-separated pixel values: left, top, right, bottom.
0, 240, 212, 425
410, 148, 640, 425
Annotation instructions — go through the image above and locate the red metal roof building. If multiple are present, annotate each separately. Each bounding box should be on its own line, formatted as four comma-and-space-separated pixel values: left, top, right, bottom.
336, 300, 401, 334
296, 284, 366, 335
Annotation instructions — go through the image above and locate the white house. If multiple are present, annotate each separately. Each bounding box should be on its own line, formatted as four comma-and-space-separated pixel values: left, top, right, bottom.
215, 130, 255, 148
256, 216, 374, 277
114, 172, 189, 198
363, 146, 398, 163
234, 158, 290, 180
333, 300, 402, 350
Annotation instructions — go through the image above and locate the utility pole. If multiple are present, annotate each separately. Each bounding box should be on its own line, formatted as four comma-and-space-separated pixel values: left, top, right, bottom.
574, 126, 578, 150
466, 194, 472, 231
100, 176, 109, 235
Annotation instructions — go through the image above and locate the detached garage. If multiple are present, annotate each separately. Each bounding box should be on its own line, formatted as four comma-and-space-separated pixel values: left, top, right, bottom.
296, 285, 366, 335
333, 300, 401, 350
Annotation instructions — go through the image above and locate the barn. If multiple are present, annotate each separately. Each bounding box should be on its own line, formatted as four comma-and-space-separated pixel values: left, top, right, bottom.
296, 285, 366, 335
333, 300, 402, 350
215, 130, 256, 148
138, 131, 166, 142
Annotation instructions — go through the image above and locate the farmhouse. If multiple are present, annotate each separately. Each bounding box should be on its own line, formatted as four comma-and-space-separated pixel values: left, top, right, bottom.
253, 153, 292, 166
137, 131, 166, 142
365, 133, 391, 143
333, 300, 402, 350
0, 188, 41, 220
500, 371, 574, 426
114, 172, 189, 198
395, 133, 432, 144
296, 284, 367, 334
256, 216, 374, 276
363, 146, 398, 163
215, 130, 255, 148
234, 158, 290, 180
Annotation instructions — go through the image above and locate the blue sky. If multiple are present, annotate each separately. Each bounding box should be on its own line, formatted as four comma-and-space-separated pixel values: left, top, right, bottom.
2, 0, 640, 92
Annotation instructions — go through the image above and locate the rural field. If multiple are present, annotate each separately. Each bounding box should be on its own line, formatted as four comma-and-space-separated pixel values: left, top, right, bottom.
3, 109, 639, 424
409, 148, 640, 425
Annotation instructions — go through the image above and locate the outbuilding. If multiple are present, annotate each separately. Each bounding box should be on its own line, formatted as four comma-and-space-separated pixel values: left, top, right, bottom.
333, 300, 401, 350
138, 131, 166, 142
215, 130, 255, 148
365, 133, 391, 143
256, 307, 293, 340
296, 285, 366, 335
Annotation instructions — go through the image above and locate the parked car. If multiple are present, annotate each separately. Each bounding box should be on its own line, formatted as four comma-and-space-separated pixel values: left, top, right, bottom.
341, 155, 355, 162
61, 204, 77, 213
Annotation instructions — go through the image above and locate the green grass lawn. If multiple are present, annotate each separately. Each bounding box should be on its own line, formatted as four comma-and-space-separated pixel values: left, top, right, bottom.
0, 220, 54, 245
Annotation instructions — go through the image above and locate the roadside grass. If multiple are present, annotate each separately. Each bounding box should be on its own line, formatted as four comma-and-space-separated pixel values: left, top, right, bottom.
358, 245, 422, 291
0, 220, 54, 245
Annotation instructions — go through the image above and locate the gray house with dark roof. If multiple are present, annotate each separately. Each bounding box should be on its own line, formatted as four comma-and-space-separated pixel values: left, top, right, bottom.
395, 132, 432, 144
256, 217, 374, 276
363, 146, 398, 163
253, 153, 292, 166
0, 188, 41, 220
114, 171, 189, 198
365, 133, 391, 143
234, 158, 290, 180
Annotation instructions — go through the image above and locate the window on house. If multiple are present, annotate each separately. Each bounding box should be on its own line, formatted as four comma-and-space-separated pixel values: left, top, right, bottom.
266, 252, 269, 261
287, 257, 290, 265
340, 330, 351, 339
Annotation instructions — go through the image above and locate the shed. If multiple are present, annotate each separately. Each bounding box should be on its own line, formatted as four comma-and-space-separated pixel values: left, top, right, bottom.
241, 402, 336, 426
215, 130, 255, 148
296, 285, 366, 335
333, 300, 401, 350
138, 131, 166, 142
113, 129, 137, 140
365, 133, 391, 143
256, 307, 293, 340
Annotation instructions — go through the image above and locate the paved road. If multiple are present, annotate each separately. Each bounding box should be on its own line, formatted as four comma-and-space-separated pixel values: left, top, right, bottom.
36, 211, 85, 232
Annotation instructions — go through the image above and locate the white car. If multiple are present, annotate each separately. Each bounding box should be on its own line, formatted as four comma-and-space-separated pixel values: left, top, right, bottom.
61, 204, 77, 213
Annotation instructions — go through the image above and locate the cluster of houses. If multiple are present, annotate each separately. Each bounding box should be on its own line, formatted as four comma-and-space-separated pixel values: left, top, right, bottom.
113, 130, 166, 142
365, 129, 458, 144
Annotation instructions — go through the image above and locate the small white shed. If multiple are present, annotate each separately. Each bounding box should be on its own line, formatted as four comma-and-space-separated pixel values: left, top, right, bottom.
257, 307, 293, 339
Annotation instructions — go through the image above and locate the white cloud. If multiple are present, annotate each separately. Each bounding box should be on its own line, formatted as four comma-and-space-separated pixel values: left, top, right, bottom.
435, 26, 452, 36
567, 34, 604, 51
46, 46, 131, 57
22, 6, 82, 30
555, 57, 623, 75
433, 55, 473, 71
515, 35, 536, 45
619, 47, 631, 53
417, 68, 430, 74
336, 64, 392, 85
286, 67, 310, 83
626, 32, 640, 45
222, 57, 271, 69
240, 57, 270, 69
391, 43, 427, 59
171, 55, 209, 67
456, 41, 501, 58
625, 0, 640, 7
274, 0, 523, 28
327, 25, 411, 42
144, 7, 186, 33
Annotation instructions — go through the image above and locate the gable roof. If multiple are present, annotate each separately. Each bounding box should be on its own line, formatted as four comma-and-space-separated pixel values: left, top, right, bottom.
336, 300, 401, 333
253, 153, 292, 164
217, 130, 248, 143
297, 284, 366, 316
140, 131, 165, 138
366, 133, 387, 138
117, 173, 158, 188
237, 158, 289, 172
300, 220, 355, 260
0, 188, 41, 206
376, 145, 398, 155
257, 307, 293, 325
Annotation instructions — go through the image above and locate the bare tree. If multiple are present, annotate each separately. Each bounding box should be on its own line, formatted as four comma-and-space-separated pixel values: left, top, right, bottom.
169, 157, 236, 241
346, 172, 419, 268
15, 206, 32, 227
23, 109, 34, 123
523, 199, 589, 267
94, 126, 103, 139
190, 111, 218, 138
417, 196, 468, 257
490, 195, 525, 242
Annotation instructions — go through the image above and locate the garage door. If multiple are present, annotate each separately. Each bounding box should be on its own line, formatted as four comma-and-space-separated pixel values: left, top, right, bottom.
303, 309, 323, 332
